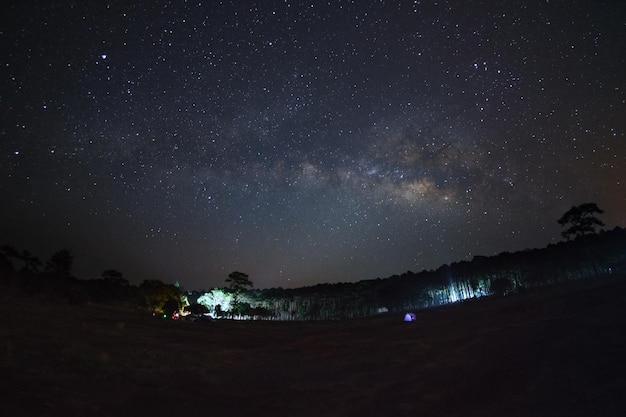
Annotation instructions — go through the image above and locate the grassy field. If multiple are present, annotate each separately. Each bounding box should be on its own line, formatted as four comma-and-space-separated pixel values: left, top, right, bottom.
2, 276, 626, 416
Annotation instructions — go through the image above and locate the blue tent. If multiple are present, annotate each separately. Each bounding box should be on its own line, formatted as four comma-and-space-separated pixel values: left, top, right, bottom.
404, 312, 416, 322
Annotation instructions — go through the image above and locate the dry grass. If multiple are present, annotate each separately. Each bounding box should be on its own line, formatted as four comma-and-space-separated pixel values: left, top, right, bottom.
2, 276, 626, 416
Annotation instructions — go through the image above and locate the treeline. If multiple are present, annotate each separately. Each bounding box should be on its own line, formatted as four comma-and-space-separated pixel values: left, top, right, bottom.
187, 227, 626, 320
0, 247, 182, 314
2, 227, 626, 320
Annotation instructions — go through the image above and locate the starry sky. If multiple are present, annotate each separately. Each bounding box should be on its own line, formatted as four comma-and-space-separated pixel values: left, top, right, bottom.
1, 1, 625, 290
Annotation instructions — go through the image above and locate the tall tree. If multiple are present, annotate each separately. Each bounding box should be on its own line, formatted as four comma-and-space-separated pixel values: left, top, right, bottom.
225, 271, 253, 292
558, 203, 605, 240
45, 249, 74, 278
225, 271, 253, 317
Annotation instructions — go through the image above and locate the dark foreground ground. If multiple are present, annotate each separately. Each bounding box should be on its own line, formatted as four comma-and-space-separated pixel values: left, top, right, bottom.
1, 276, 626, 417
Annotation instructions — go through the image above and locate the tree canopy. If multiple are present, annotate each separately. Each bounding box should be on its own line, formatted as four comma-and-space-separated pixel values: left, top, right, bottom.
45, 249, 73, 278
139, 279, 183, 314
225, 271, 253, 292
558, 203, 605, 240
101, 269, 129, 286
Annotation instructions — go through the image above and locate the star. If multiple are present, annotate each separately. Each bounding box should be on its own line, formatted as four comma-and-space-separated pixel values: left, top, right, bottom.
0, 1, 624, 290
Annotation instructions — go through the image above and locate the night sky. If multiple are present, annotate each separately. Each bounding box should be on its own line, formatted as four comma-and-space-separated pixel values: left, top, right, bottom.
2, 1, 625, 290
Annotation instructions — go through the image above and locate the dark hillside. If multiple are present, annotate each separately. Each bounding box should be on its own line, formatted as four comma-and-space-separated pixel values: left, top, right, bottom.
2, 275, 626, 416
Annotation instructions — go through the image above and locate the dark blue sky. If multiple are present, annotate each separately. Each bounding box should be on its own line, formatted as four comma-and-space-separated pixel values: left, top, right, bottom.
2, 1, 625, 290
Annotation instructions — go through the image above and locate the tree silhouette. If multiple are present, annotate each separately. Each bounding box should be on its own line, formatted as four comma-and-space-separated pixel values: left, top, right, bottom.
45, 249, 74, 278
0, 245, 18, 272
101, 269, 129, 286
19, 250, 42, 272
225, 271, 253, 317
139, 279, 182, 315
226, 271, 253, 292
558, 203, 605, 240
0, 246, 42, 272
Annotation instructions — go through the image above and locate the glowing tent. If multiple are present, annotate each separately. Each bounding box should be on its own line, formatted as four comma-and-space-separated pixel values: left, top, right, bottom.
404, 312, 417, 322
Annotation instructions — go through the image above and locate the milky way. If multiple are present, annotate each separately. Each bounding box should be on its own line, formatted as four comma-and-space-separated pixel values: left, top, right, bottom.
1, 1, 625, 289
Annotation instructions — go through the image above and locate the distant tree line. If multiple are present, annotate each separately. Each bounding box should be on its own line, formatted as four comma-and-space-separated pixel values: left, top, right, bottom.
185, 204, 624, 319
182, 226, 625, 320
2, 203, 624, 320
0, 247, 183, 315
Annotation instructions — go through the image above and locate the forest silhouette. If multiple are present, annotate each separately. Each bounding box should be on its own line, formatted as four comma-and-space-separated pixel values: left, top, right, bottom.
2, 203, 624, 320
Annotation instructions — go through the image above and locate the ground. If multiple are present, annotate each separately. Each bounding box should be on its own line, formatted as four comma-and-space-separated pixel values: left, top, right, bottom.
1, 276, 626, 416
